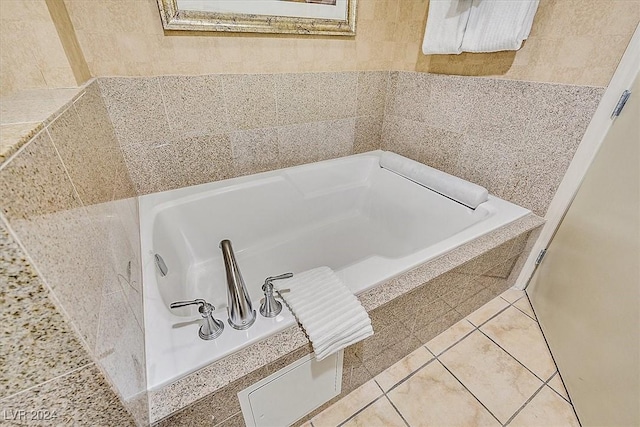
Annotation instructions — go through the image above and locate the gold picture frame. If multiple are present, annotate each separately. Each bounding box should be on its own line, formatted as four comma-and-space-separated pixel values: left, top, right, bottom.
156, 0, 357, 36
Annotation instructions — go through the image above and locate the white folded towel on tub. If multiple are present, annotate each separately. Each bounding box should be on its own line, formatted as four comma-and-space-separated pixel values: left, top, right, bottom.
273, 266, 373, 361
380, 151, 488, 209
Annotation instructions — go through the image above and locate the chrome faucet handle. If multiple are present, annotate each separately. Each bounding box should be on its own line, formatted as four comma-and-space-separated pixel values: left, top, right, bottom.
260, 273, 293, 318
170, 299, 224, 340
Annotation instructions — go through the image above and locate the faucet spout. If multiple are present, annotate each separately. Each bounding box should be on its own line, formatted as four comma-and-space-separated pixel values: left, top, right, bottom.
220, 239, 256, 330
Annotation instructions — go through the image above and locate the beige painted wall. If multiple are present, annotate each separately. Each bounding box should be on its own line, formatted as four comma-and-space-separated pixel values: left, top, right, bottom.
0, 0, 77, 96
62, 0, 639, 86
63, 0, 424, 76
417, 0, 640, 87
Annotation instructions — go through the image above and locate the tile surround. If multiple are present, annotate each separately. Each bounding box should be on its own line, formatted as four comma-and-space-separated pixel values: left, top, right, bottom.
3, 67, 605, 425
383, 72, 604, 216
156, 214, 543, 424
0, 81, 146, 425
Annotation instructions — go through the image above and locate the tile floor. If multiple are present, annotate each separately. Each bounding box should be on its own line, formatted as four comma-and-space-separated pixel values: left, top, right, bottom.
305, 288, 580, 427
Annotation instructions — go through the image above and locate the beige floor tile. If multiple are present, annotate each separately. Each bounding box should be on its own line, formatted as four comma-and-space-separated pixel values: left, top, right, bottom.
480, 307, 557, 381
513, 296, 536, 319
311, 380, 382, 427
466, 296, 510, 327
388, 360, 500, 427
374, 346, 433, 392
342, 397, 405, 427
426, 319, 475, 356
439, 331, 542, 424
509, 386, 580, 427
500, 288, 525, 303
547, 372, 570, 401
299, 421, 313, 427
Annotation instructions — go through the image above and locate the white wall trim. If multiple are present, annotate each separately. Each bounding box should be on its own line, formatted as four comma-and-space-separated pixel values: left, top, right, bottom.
516, 23, 640, 290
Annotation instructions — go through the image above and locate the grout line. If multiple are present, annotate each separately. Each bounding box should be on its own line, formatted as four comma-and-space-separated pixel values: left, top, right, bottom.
384, 394, 410, 427
546, 371, 571, 404
155, 77, 173, 134
0, 363, 95, 403
336, 394, 386, 427
382, 357, 436, 395
437, 358, 504, 425
502, 383, 545, 426
477, 327, 551, 385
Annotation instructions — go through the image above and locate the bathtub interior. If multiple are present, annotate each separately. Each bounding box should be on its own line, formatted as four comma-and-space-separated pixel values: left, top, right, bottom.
141, 152, 530, 389
150, 155, 491, 317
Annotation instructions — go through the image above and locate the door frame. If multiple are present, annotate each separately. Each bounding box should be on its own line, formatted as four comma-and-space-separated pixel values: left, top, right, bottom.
516, 23, 640, 290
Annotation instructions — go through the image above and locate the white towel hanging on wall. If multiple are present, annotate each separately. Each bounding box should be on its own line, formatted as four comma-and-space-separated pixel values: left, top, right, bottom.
421, 0, 540, 55
422, 0, 473, 55
461, 0, 540, 52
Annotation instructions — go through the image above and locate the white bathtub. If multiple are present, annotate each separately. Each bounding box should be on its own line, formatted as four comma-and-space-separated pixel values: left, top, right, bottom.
141, 151, 530, 390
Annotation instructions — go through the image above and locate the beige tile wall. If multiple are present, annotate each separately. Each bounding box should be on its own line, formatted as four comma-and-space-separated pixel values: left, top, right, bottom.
0, 0, 77, 97
383, 72, 604, 216
60, 0, 639, 88
0, 82, 147, 425
98, 71, 389, 194
416, 0, 640, 87
63, 0, 422, 77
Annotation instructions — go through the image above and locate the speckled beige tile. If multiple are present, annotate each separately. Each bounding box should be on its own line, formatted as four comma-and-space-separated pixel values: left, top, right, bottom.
277, 122, 322, 167
362, 336, 423, 378
548, 372, 570, 402
231, 127, 280, 176
357, 71, 388, 117
342, 397, 405, 427
480, 307, 556, 381
0, 221, 92, 399
466, 295, 510, 327
311, 380, 382, 427
438, 271, 486, 308
454, 134, 519, 195
509, 386, 579, 427
413, 308, 464, 345
156, 345, 310, 427
276, 73, 319, 126
174, 133, 233, 187
121, 142, 183, 195
426, 319, 475, 356
513, 295, 536, 319
354, 116, 382, 154
0, 131, 80, 221
95, 290, 146, 408
380, 115, 426, 162
374, 346, 433, 392
318, 118, 355, 161
414, 126, 465, 174
424, 74, 476, 133
388, 360, 500, 427
317, 72, 357, 121
0, 122, 42, 165
160, 75, 228, 137
385, 72, 430, 122
409, 295, 453, 333
455, 287, 501, 319
466, 78, 534, 145
149, 325, 310, 422
222, 74, 277, 131
440, 331, 543, 423
98, 77, 170, 146
47, 104, 117, 206
0, 364, 135, 426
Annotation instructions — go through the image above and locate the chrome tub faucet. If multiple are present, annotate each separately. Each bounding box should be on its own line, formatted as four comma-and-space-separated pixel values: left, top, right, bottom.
220, 239, 256, 330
